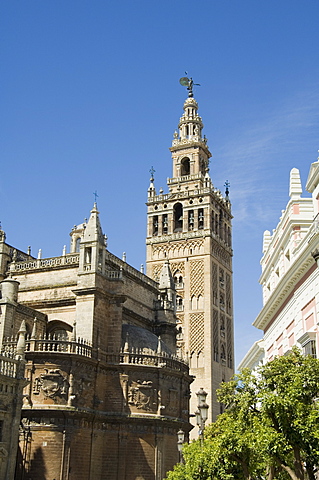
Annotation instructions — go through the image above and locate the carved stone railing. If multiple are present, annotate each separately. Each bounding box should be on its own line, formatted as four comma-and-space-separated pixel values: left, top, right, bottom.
104, 270, 123, 280
0, 351, 25, 379
167, 173, 204, 185
120, 349, 189, 373
11, 253, 80, 272
3, 335, 93, 359
106, 252, 158, 290
3, 338, 189, 373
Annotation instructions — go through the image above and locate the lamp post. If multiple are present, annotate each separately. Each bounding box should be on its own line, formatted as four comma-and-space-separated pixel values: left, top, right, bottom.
177, 429, 185, 463
196, 388, 209, 446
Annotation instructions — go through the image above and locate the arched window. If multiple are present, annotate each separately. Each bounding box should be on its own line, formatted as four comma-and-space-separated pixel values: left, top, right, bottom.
162, 214, 168, 234
47, 320, 73, 340
198, 295, 204, 310
176, 296, 183, 311
221, 344, 226, 362
188, 210, 194, 230
198, 209, 204, 229
153, 216, 158, 236
174, 270, 183, 288
75, 237, 81, 253
191, 296, 197, 310
180, 157, 190, 176
173, 203, 183, 232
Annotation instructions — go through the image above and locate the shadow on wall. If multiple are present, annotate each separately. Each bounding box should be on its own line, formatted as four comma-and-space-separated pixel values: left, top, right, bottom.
28, 447, 47, 480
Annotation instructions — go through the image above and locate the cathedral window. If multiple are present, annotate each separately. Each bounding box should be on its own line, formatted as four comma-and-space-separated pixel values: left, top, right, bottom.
180, 157, 190, 176
198, 209, 204, 229
220, 315, 225, 337
84, 247, 92, 269
228, 227, 231, 247
200, 158, 206, 175
173, 203, 183, 232
188, 210, 194, 230
219, 269, 225, 288
75, 237, 81, 253
220, 344, 226, 364
52, 328, 68, 340
153, 216, 159, 236
220, 293, 225, 311
227, 353, 233, 369
213, 347, 219, 362
162, 214, 168, 234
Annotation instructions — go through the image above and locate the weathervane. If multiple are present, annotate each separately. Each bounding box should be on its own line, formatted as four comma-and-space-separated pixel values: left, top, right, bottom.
93, 190, 99, 203
224, 181, 230, 199
149, 166, 155, 181
179, 73, 200, 97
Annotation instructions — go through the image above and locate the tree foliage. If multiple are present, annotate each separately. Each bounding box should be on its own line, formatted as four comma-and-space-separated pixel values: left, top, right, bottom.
165, 349, 319, 480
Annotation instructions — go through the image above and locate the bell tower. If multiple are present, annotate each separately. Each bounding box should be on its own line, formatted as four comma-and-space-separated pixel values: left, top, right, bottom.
146, 80, 234, 423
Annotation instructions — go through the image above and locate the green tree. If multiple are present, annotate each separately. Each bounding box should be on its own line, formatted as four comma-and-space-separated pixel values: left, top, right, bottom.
165, 349, 319, 480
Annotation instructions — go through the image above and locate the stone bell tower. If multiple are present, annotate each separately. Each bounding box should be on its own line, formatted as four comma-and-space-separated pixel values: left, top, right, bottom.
146, 81, 234, 423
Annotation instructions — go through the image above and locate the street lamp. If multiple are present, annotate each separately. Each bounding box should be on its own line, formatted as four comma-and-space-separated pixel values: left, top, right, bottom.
196, 388, 209, 445
177, 429, 185, 463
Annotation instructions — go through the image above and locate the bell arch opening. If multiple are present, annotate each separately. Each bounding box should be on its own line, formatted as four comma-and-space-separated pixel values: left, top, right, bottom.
180, 157, 190, 176
173, 203, 183, 232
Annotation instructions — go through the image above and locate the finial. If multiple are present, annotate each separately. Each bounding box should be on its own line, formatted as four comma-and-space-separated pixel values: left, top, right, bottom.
179, 74, 200, 98
317, 149, 319, 161
149, 166, 155, 182
27, 246, 31, 256
224, 180, 230, 199
93, 190, 99, 204
140, 264, 144, 274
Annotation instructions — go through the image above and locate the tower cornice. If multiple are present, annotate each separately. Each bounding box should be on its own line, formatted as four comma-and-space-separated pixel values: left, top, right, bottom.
170, 140, 212, 158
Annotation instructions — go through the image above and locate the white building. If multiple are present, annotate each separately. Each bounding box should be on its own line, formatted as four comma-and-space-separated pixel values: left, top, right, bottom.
239, 158, 319, 370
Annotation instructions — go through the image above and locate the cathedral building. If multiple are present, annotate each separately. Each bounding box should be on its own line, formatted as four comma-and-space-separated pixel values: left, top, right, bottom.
146, 83, 234, 422
239, 158, 319, 370
0, 204, 192, 480
0, 83, 233, 479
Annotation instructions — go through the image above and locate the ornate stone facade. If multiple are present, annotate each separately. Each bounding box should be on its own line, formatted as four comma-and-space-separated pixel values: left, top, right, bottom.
0, 204, 192, 480
239, 160, 319, 370
146, 92, 234, 424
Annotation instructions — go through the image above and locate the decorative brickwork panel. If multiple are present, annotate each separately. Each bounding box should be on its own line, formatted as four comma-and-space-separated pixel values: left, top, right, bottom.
212, 240, 231, 267
226, 273, 232, 315
190, 260, 204, 297
152, 264, 163, 281
227, 316, 233, 368
171, 261, 185, 276
212, 262, 218, 306
213, 309, 219, 362
190, 313, 204, 353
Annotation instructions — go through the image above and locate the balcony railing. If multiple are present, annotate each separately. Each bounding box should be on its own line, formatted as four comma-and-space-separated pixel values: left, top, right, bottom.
3, 336, 188, 373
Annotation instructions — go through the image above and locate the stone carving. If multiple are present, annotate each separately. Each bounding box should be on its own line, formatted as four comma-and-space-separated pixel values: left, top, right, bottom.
0, 446, 8, 458
152, 264, 163, 282
190, 312, 204, 353
212, 240, 231, 267
128, 380, 157, 411
33, 369, 68, 398
171, 261, 185, 276
190, 259, 204, 297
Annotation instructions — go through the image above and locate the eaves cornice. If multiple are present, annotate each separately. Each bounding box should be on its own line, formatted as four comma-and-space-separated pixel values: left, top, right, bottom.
253, 233, 318, 331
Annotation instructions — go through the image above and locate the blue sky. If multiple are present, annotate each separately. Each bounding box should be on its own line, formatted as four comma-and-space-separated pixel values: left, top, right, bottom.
1, 1, 319, 365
